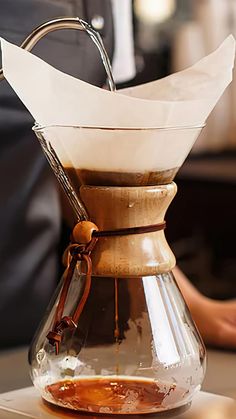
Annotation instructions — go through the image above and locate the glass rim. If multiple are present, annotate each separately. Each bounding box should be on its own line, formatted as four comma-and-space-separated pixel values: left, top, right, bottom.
33, 122, 206, 133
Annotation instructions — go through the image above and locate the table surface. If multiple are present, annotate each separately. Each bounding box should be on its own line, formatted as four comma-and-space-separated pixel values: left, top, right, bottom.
0, 387, 232, 419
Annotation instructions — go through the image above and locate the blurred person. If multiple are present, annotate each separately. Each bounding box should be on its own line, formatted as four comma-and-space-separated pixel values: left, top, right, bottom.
113, 0, 236, 350
174, 267, 236, 349
0, 0, 236, 353
0, 0, 113, 348
168, 0, 236, 347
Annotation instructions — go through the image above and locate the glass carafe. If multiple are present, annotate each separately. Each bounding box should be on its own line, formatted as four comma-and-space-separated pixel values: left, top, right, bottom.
29, 273, 205, 414
29, 125, 206, 415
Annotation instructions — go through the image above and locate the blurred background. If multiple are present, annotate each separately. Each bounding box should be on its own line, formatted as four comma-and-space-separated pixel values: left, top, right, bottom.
0, 0, 235, 397
125, 0, 236, 301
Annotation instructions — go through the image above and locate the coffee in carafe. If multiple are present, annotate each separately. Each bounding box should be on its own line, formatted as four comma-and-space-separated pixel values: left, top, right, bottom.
46, 377, 181, 414
64, 166, 179, 188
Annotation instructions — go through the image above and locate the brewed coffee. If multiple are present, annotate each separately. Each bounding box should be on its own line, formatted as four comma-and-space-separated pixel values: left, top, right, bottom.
45, 377, 181, 414
64, 166, 178, 189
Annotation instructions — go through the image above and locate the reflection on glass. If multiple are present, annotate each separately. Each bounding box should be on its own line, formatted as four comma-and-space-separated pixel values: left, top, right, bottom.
29, 271, 205, 414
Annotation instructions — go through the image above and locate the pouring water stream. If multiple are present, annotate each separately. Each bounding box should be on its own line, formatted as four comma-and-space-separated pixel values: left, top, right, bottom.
0, 17, 116, 220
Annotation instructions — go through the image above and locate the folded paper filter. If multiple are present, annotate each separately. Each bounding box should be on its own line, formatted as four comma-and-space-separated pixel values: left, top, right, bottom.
0, 35, 235, 187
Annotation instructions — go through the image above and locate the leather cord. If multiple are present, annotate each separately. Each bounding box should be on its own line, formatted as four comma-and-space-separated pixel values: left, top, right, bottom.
93, 222, 166, 237
46, 240, 97, 355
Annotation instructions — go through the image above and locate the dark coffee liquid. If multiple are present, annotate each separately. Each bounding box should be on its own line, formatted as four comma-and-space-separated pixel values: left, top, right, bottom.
64, 167, 178, 191
45, 377, 181, 414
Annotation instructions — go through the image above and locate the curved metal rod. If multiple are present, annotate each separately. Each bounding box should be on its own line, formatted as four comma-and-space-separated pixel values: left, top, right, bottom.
0, 17, 116, 91
0, 17, 116, 221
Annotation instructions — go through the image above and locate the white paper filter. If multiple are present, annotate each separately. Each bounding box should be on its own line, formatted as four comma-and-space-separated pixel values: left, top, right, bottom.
0, 35, 235, 175
39, 125, 202, 175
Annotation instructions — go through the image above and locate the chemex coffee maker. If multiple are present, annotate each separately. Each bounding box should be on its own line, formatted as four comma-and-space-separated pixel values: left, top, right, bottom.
1, 17, 234, 415
30, 124, 206, 415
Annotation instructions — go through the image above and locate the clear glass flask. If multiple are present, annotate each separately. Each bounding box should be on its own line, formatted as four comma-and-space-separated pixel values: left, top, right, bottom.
29, 124, 206, 414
